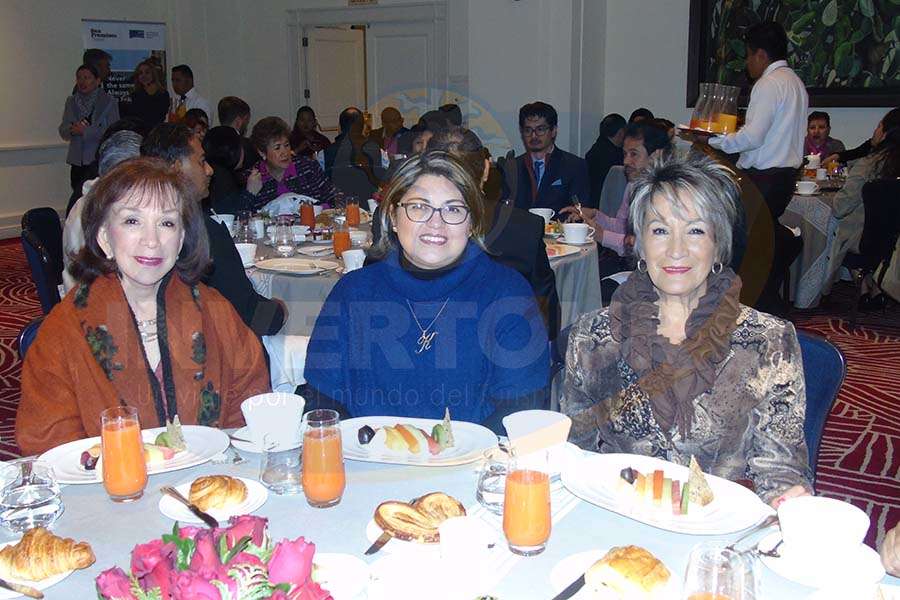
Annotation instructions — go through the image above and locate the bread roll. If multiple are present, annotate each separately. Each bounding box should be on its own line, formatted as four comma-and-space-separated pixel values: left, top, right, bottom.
0, 527, 94, 581
189, 475, 248, 511
585, 545, 670, 599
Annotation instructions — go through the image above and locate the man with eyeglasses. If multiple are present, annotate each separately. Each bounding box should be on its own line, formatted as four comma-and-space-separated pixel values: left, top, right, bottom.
507, 102, 591, 214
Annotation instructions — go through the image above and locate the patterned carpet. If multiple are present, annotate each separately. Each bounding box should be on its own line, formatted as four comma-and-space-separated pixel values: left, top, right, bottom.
0, 237, 897, 547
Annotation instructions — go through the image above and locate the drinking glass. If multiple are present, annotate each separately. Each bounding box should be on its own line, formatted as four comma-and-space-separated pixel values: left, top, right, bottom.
301, 409, 345, 508
476, 446, 509, 515
234, 210, 255, 243
273, 215, 296, 257
502, 450, 551, 556
345, 197, 361, 227
332, 217, 351, 259
299, 201, 316, 229
259, 434, 303, 495
0, 460, 63, 533
682, 543, 758, 600
690, 83, 711, 130
101, 406, 148, 502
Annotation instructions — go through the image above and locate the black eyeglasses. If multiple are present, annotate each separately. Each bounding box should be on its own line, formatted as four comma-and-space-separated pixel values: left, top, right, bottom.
521, 125, 551, 136
399, 202, 471, 225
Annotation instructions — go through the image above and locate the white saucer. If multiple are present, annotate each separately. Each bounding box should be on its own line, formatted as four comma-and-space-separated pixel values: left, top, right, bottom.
231, 426, 264, 453
558, 236, 595, 246
795, 189, 821, 196
758, 532, 885, 589
158, 476, 268, 524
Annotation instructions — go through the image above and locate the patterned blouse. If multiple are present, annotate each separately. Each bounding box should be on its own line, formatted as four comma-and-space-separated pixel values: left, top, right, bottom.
561, 305, 813, 504
250, 155, 338, 211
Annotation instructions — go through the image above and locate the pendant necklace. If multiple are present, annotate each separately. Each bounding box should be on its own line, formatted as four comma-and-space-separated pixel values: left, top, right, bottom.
406, 298, 450, 354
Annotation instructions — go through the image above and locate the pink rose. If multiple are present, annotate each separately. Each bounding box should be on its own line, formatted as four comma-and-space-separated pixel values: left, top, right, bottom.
171, 571, 222, 600
290, 582, 333, 600
188, 530, 227, 581
131, 539, 175, 578
268, 537, 315, 588
178, 525, 203, 540
225, 515, 267, 548
142, 556, 174, 599
95, 567, 137, 600
226, 551, 264, 569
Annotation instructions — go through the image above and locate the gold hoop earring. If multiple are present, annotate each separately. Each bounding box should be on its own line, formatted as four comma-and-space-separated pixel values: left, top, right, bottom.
637, 259, 647, 273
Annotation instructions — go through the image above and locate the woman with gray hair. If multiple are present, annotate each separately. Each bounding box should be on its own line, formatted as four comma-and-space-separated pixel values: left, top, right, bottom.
561, 153, 813, 508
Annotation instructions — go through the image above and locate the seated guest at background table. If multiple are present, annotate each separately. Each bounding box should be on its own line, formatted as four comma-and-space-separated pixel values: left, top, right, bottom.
369, 107, 408, 156
585, 113, 626, 211
203, 126, 255, 215
561, 153, 812, 508
143, 124, 286, 337
303, 151, 550, 433
123, 58, 169, 131
289, 105, 331, 159
16, 157, 270, 455
804, 111, 845, 158
825, 109, 896, 166
247, 116, 338, 210
823, 107, 900, 303
185, 108, 209, 142
63, 129, 143, 292
324, 106, 385, 200
509, 101, 591, 213
218, 96, 255, 174
629, 107, 654, 123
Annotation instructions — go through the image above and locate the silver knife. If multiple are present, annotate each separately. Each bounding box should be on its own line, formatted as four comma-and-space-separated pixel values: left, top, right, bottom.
551, 573, 585, 600
0, 576, 43, 598
161, 486, 219, 528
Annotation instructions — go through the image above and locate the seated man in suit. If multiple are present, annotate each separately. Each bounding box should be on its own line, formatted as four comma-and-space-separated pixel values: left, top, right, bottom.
585, 113, 626, 213
368, 106, 409, 157
508, 101, 591, 213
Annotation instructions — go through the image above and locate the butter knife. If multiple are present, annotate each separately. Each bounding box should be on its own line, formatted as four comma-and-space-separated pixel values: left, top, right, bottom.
161, 486, 219, 528
551, 573, 585, 600
0, 576, 43, 598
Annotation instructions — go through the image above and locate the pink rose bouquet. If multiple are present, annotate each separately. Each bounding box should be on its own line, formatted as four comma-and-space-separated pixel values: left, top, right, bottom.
95, 516, 332, 600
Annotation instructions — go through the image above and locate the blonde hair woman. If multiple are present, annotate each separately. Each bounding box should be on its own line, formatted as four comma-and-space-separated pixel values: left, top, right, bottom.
126, 58, 170, 129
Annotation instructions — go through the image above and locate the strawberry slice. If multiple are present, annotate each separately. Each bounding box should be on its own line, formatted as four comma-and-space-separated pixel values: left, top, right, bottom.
425, 433, 441, 455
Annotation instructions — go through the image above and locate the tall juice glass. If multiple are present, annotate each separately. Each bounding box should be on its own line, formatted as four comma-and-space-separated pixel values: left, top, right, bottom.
301, 409, 345, 508
346, 200, 361, 227
502, 452, 551, 556
332, 220, 351, 258
101, 406, 147, 502
299, 201, 316, 229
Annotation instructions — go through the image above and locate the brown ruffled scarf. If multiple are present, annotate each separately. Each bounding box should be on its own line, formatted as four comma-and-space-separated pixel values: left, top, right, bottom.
73, 273, 222, 428
608, 268, 742, 437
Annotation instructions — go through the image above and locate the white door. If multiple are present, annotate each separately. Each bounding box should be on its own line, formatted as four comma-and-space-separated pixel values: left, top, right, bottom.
304, 27, 366, 134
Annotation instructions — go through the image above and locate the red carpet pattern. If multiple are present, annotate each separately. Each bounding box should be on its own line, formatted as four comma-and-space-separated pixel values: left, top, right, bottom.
0, 238, 42, 460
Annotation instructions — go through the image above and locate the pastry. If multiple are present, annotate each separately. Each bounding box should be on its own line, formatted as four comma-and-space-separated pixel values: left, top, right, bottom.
189, 475, 248, 512
0, 527, 95, 581
374, 492, 466, 543
585, 545, 670, 599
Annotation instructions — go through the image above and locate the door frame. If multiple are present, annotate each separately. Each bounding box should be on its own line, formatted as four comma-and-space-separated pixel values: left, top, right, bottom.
287, 2, 452, 123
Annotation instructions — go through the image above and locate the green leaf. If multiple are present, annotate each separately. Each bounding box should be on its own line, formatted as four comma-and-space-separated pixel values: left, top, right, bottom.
834, 41, 854, 68
729, 39, 746, 57
273, 583, 291, 593
726, 58, 746, 72
827, 69, 838, 86
222, 535, 251, 565
822, 0, 838, 26
850, 29, 867, 44
162, 526, 196, 572
793, 12, 817, 32
849, 58, 862, 79
883, 48, 896, 76
873, 15, 884, 41
858, 0, 875, 18
837, 53, 854, 77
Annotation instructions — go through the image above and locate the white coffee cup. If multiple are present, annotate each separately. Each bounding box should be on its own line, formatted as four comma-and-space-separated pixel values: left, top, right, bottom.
797, 181, 819, 195
235, 243, 257, 267
529, 208, 555, 225
561, 222, 595, 244
252, 218, 265, 240
806, 153, 821, 169
341, 248, 366, 272
778, 496, 869, 567
240, 392, 306, 450
211, 213, 235, 233
367, 198, 378, 213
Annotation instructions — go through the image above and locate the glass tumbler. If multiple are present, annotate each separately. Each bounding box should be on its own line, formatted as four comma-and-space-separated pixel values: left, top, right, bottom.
476, 446, 509, 515
273, 215, 296, 257
682, 542, 758, 600
301, 409, 346, 508
502, 450, 551, 556
0, 460, 63, 532
259, 434, 303, 495
101, 406, 148, 502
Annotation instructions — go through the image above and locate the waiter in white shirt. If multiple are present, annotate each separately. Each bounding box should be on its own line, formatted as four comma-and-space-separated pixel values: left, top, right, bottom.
169, 64, 212, 124
707, 21, 808, 313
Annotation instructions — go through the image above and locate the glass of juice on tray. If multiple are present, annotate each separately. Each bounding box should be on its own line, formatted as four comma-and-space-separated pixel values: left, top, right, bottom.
683, 542, 757, 600
100, 406, 148, 502
502, 450, 551, 556
301, 409, 345, 508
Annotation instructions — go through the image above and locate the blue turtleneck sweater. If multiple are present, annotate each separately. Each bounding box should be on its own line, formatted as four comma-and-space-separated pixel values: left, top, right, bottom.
303, 242, 550, 424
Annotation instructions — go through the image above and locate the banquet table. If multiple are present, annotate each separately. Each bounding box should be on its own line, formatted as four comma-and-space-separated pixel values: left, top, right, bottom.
779, 190, 838, 309
249, 238, 602, 336
19, 448, 898, 599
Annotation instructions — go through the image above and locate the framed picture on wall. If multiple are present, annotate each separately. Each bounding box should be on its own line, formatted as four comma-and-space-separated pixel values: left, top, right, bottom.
687, 0, 900, 107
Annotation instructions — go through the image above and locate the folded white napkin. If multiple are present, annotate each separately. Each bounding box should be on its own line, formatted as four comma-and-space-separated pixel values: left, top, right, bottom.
262, 334, 310, 392
262, 193, 318, 216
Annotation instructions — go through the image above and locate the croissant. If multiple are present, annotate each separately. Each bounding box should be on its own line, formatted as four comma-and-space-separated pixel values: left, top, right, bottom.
0, 527, 95, 581
189, 475, 248, 512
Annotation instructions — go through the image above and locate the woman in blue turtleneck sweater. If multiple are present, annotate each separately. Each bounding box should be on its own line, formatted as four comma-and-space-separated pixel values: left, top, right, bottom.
303, 151, 549, 432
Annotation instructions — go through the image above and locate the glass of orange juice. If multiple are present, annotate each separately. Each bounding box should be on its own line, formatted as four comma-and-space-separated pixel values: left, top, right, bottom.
332, 218, 351, 259
502, 451, 551, 556
345, 198, 361, 227
301, 409, 345, 508
683, 542, 757, 600
100, 406, 148, 502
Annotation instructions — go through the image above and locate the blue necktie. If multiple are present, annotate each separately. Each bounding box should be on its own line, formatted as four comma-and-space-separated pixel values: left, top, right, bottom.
534, 160, 545, 187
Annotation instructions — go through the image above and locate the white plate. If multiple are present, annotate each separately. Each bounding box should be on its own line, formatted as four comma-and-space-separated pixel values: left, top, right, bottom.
158, 476, 268, 524
311, 553, 369, 600
254, 258, 339, 275
308, 238, 334, 245
341, 416, 498, 466
0, 540, 74, 598
558, 236, 595, 246
367, 552, 492, 600
546, 243, 582, 260
561, 453, 774, 535
549, 549, 681, 600
39, 426, 229, 485
296, 246, 335, 257
758, 532, 885, 590
795, 190, 821, 196
230, 426, 264, 453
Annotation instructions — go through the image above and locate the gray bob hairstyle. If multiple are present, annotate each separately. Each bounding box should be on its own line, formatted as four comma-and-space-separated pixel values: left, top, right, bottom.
629, 153, 740, 265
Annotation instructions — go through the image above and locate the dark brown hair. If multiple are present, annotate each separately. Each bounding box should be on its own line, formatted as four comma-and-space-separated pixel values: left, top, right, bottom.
250, 116, 291, 155
71, 157, 210, 285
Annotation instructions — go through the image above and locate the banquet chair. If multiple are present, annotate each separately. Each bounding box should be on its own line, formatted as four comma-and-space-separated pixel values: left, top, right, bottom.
797, 330, 846, 484
842, 178, 900, 328
17, 316, 44, 361
21, 207, 64, 314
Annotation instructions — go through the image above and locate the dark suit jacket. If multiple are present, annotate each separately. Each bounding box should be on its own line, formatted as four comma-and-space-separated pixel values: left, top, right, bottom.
585, 137, 623, 210
203, 215, 285, 337
508, 148, 592, 213
368, 126, 409, 150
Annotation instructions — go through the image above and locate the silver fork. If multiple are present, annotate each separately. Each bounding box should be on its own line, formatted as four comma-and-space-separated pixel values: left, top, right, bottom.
229, 446, 246, 464
757, 538, 784, 558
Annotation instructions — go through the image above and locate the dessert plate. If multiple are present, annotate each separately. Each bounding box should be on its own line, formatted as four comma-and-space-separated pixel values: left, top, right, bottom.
561, 453, 773, 535
758, 532, 885, 590
254, 258, 339, 275
0, 540, 74, 599
557, 236, 595, 246
546, 243, 582, 259
158, 477, 268, 524
39, 426, 229, 485
550, 549, 682, 599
